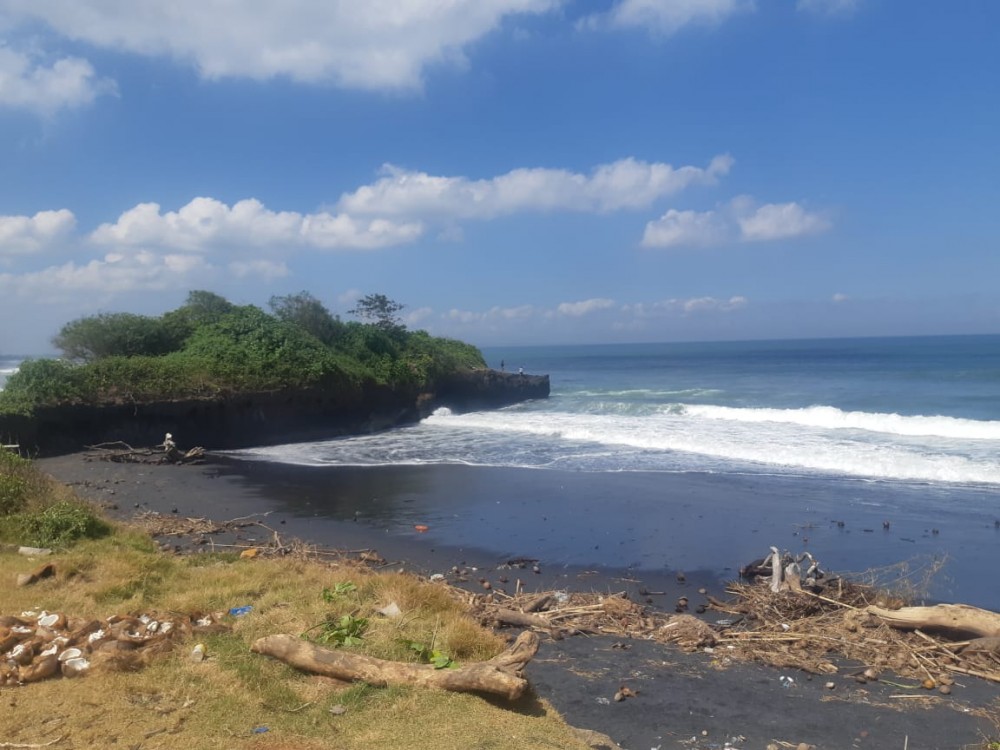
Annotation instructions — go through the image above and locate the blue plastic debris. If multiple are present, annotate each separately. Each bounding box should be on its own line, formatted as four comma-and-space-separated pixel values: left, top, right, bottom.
252, 726, 269, 734
229, 605, 253, 617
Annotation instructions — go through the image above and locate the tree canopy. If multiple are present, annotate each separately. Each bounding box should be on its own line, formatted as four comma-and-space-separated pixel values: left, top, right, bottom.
2, 290, 484, 415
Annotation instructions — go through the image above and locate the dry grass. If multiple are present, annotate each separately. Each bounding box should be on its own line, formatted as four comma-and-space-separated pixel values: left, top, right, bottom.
0, 537, 590, 750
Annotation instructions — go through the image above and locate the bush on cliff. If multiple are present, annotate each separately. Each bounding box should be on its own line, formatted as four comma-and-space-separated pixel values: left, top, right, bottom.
0, 290, 486, 415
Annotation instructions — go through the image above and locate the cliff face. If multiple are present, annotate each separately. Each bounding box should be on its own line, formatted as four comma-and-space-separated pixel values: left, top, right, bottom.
0, 369, 549, 456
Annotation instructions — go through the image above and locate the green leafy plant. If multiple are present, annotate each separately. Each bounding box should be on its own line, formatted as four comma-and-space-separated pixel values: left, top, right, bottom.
308, 614, 369, 647
15, 500, 111, 547
321, 581, 358, 602
405, 640, 457, 669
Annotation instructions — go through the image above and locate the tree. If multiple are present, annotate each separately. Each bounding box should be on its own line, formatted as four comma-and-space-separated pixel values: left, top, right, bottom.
268, 291, 345, 346
52, 313, 179, 362
348, 293, 405, 332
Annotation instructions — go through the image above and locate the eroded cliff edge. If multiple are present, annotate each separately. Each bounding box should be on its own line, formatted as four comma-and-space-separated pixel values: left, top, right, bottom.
1, 370, 549, 456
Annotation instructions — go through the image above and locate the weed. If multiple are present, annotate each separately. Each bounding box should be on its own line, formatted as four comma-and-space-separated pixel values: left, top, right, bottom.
313, 613, 369, 646
405, 640, 456, 669
15, 500, 111, 547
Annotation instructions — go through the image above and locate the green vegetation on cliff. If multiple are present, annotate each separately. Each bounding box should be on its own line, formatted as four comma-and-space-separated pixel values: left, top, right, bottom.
0, 291, 485, 416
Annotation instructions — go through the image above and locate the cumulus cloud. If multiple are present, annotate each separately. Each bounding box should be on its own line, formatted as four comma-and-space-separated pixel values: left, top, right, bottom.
0, 249, 213, 301
832, 292, 849, 303
0, 209, 76, 258
338, 155, 733, 219
556, 298, 615, 316
0, 1, 558, 90
736, 200, 830, 241
641, 208, 726, 248
90, 197, 423, 252
0, 45, 115, 114
580, 0, 755, 35
642, 196, 830, 248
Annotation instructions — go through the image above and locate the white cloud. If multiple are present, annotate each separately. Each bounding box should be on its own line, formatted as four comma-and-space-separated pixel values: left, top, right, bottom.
643, 196, 831, 248
0, 209, 76, 258
338, 155, 733, 219
641, 208, 726, 248
626, 295, 747, 316
0, 45, 115, 114
797, 0, 860, 16
832, 292, 849, 303
447, 304, 536, 324
0, 250, 213, 301
580, 0, 755, 35
405, 306, 434, 326
556, 298, 615, 316
90, 197, 423, 252
0, 1, 559, 90
737, 200, 830, 241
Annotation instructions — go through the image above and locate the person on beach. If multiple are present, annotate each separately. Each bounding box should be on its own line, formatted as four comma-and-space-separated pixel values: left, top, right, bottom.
500, 360, 505, 371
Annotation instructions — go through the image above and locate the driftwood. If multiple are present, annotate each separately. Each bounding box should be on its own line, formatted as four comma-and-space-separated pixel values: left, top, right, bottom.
251, 630, 539, 700
867, 603, 1000, 639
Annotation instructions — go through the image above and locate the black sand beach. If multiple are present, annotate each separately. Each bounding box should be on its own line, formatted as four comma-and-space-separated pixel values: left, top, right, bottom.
36, 452, 1000, 749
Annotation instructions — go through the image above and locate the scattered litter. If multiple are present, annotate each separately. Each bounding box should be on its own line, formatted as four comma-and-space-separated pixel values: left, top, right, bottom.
377, 602, 402, 618
190, 643, 206, 662
328, 704, 348, 716
229, 605, 253, 617
251, 726, 269, 734
414, 524, 429, 533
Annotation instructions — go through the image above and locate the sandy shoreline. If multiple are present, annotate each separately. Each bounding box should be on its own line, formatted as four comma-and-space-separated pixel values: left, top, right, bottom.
33, 451, 1000, 749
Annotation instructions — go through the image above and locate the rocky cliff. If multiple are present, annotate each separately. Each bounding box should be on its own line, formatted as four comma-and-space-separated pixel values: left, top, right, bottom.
0, 369, 549, 456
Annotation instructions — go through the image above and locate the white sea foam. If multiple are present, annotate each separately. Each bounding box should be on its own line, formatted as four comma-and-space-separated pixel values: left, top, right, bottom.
678, 403, 1000, 440
418, 405, 1000, 485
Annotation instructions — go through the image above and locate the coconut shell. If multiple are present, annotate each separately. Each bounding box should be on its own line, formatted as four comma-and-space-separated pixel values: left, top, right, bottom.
20, 654, 59, 683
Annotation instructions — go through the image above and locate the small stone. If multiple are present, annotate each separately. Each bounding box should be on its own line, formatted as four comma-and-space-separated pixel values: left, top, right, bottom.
825, 681, 836, 690
938, 685, 952, 695
922, 678, 936, 690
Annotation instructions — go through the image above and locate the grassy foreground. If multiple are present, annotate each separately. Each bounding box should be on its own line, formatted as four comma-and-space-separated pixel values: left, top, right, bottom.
0, 455, 592, 750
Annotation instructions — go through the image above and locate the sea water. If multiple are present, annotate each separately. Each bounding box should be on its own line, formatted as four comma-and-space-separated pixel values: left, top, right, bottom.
232, 335, 1000, 489
0, 355, 22, 391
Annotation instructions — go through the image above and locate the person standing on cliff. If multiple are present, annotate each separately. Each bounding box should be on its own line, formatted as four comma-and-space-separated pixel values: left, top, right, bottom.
500, 360, 505, 371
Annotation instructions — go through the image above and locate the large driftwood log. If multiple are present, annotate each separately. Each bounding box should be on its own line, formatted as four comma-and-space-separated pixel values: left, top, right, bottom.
867, 603, 1000, 638
251, 630, 539, 700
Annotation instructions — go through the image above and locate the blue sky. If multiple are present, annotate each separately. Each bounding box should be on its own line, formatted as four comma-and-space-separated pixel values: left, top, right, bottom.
1, 0, 997, 354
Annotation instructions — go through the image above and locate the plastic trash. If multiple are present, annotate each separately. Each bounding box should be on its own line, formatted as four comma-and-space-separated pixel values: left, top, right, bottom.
252, 727, 269, 734
229, 605, 253, 617
190, 643, 206, 662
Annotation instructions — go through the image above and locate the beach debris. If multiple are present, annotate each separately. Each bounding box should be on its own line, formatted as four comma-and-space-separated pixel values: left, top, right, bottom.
251, 629, 540, 701
82, 437, 206, 465
228, 605, 253, 617
414, 524, 429, 533
376, 602, 402, 619
15, 562, 56, 587
865, 602, 1000, 639
17, 546, 52, 557
0, 609, 229, 686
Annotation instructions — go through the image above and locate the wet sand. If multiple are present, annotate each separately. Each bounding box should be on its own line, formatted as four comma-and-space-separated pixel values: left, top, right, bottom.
36, 452, 1000, 749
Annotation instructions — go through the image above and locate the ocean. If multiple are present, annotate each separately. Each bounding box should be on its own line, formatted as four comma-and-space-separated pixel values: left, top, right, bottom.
231, 335, 1000, 487
0, 355, 22, 391
217, 335, 1000, 609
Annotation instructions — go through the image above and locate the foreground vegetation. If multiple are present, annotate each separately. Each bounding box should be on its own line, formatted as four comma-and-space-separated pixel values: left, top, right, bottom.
0, 290, 485, 416
0, 452, 589, 750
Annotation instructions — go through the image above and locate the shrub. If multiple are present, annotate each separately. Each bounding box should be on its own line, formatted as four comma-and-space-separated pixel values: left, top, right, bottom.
16, 501, 111, 547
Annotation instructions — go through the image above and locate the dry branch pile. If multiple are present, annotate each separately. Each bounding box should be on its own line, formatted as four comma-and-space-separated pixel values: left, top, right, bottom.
458, 554, 1000, 688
